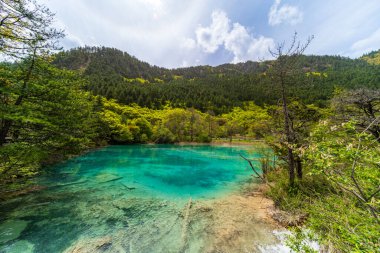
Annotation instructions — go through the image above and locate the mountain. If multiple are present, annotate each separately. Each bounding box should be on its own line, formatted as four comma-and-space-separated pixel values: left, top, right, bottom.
54, 46, 380, 114
54, 46, 266, 80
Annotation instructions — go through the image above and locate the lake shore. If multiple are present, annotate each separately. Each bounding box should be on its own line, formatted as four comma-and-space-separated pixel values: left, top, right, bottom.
176, 138, 267, 147
199, 183, 285, 250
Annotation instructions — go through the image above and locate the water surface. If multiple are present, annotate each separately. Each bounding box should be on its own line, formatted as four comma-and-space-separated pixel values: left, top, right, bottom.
0, 144, 268, 253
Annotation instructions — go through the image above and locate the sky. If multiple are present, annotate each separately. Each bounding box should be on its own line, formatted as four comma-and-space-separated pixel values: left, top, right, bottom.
41, 0, 380, 68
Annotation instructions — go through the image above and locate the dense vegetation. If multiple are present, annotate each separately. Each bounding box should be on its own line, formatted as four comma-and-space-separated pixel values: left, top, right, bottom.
265, 90, 380, 252
0, 1, 379, 252
54, 47, 380, 113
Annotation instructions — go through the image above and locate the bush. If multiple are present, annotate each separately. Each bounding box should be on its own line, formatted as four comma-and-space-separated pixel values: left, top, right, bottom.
196, 133, 212, 143
152, 125, 177, 144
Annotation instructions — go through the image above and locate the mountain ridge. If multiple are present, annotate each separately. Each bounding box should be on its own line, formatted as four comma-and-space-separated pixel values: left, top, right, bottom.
53, 46, 380, 113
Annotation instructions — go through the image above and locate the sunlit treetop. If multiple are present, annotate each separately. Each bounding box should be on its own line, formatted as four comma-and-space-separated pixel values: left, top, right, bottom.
0, 0, 63, 59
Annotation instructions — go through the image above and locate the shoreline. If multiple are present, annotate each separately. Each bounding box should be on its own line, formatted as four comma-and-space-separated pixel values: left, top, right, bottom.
170, 138, 267, 147
178, 141, 263, 146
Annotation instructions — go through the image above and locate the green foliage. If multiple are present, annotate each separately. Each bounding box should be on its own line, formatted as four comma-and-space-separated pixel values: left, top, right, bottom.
98, 98, 155, 143
264, 100, 324, 173
361, 50, 380, 65
221, 102, 271, 138
286, 228, 318, 253
152, 125, 176, 144
0, 0, 63, 58
53, 47, 380, 113
97, 101, 218, 144
267, 168, 379, 252
91, 98, 273, 145
266, 116, 380, 252
0, 143, 44, 179
306, 120, 380, 217
0, 59, 99, 182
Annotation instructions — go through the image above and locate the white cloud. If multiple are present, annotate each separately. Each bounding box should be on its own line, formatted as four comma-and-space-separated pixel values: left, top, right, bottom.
268, 0, 303, 26
139, 0, 165, 19
40, 0, 212, 67
224, 23, 251, 63
247, 36, 276, 62
36, 0, 380, 66
192, 10, 274, 63
351, 28, 380, 55
195, 10, 230, 53
181, 60, 189, 67
181, 38, 197, 50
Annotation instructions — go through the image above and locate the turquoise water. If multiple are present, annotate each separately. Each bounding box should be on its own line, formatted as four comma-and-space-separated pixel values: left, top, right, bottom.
0, 144, 264, 253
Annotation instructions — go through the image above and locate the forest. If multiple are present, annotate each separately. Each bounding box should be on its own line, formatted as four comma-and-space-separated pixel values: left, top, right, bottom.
0, 0, 379, 252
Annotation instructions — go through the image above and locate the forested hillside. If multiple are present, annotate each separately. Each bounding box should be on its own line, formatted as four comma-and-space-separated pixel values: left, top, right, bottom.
54, 47, 380, 113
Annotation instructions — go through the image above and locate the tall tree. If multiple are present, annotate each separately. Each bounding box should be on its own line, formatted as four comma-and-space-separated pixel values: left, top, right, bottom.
0, 0, 63, 145
0, 0, 63, 58
0, 60, 97, 181
268, 33, 313, 186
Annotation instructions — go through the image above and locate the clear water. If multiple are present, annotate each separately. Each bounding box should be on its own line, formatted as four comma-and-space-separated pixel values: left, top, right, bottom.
0, 144, 269, 253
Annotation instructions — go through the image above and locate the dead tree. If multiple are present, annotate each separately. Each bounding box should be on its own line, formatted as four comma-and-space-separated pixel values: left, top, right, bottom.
269, 32, 313, 186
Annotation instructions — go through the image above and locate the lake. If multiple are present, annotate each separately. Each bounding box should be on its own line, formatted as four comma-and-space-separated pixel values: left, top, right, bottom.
0, 144, 283, 253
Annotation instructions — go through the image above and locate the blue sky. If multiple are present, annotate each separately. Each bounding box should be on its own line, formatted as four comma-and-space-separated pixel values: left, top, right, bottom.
41, 0, 380, 68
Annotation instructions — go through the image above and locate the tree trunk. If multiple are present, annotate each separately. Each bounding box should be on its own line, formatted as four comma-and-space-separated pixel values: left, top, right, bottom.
287, 147, 296, 186
281, 77, 296, 187
295, 156, 302, 179
0, 120, 12, 146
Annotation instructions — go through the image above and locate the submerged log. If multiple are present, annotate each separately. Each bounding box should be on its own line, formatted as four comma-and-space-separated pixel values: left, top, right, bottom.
49, 180, 88, 189
120, 183, 136, 190
179, 197, 192, 253
95, 173, 123, 183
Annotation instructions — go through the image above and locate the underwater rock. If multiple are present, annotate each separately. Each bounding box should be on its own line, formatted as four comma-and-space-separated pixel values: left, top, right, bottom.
63, 232, 134, 253
1, 240, 35, 253
73, 200, 125, 226
0, 219, 29, 244
63, 236, 114, 253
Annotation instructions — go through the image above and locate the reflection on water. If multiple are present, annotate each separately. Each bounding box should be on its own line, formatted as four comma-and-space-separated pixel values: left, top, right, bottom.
0, 144, 281, 253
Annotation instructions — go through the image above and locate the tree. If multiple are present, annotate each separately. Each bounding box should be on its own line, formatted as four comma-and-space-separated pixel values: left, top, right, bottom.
0, 0, 63, 58
266, 101, 322, 180
0, 61, 97, 181
332, 88, 380, 141
0, 0, 63, 146
268, 32, 313, 186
